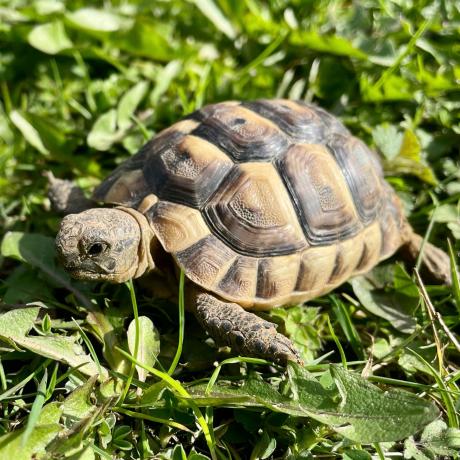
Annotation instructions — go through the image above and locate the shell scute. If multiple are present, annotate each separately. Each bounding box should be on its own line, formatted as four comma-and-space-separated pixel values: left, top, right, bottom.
191, 104, 289, 161
203, 162, 307, 256
217, 255, 258, 302
146, 201, 210, 253
277, 143, 361, 244
327, 133, 384, 224
243, 99, 326, 143
143, 135, 233, 208
256, 254, 300, 300
175, 234, 237, 290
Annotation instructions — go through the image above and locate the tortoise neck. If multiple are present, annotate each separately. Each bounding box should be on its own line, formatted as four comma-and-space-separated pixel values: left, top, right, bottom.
115, 206, 157, 278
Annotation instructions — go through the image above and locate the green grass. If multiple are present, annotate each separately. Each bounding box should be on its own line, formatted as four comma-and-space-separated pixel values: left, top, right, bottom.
1, 0, 460, 458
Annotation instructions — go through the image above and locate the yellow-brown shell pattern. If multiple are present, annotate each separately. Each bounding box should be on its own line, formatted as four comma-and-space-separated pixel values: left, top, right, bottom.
93, 99, 406, 309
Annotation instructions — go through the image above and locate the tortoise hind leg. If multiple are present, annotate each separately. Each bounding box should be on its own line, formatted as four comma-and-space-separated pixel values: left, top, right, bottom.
195, 293, 301, 365
399, 225, 452, 285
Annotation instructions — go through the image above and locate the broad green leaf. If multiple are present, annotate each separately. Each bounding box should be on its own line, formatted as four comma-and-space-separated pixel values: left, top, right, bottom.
140, 381, 168, 405
448, 222, 460, 240
9, 110, 69, 156
420, 420, 460, 456
351, 266, 419, 333
27, 21, 73, 55
110, 19, 177, 61
360, 74, 413, 102
0, 305, 40, 338
34, 0, 65, 15
0, 403, 62, 459
384, 130, 437, 184
432, 204, 459, 223
127, 316, 160, 382
404, 420, 460, 458
150, 60, 182, 104
66, 445, 96, 460
386, 156, 437, 184
328, 365, 438, 442
171, 444, 187, 460
1, 231, 72, 288
191, 0, 237, 39
3, 267, 54, 304
117, 81, 149, 130
10, 110, 48, 154
0, 304, 107, 379
372, 124, 403, 160
87, 109, 117, 151
403, 437, 430, 460
400, 129, 422, 159
250, 431, 276, 459
189, 363, 438, 442
14, 335, 107, 379
62, 376, 98, 423
269, 305, 324, 362
343, 450, 372, 460
291, 30, 367, 59
66, 8, 126, 32
47, 384, 107, 457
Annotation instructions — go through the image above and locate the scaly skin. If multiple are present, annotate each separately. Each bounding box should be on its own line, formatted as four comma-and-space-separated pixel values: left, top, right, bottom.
401, 226, 452, 285
195, 293, 302, 365
45, 171, 93, 214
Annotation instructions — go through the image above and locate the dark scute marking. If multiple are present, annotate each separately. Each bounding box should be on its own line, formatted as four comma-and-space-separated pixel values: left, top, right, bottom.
355, 242, 370, 271
295, 100, 349, 136
191, 105, 289, 162
328, 248, 345, 283
93, 140, 152, 202
242, 100, 327, 143
143, 135, 232, 209
294, 259, 318, 291
175, 234, 235, 287
184, 102, 223, 122
184, 110, 206, 122
217, 255, 257, 299
276, 145, 361, 245
144, 201, 160, 222
256, 258, 275, 299
327, 133, 384, 225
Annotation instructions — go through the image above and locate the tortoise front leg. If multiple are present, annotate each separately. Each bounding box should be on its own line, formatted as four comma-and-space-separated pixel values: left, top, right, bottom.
45, 171, 94, 214
195, 293, 301, 365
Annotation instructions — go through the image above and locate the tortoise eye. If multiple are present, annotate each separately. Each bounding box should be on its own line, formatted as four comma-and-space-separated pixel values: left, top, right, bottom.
87, 242, 107, 257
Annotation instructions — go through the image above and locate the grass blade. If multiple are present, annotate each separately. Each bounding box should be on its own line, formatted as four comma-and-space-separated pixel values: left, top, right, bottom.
21, 369, 48, 447
118, 279, 140, 406
115, 347, 218, 460
192, 0, 237, 39
447, 239, 460, 315
168, 269, 185, 375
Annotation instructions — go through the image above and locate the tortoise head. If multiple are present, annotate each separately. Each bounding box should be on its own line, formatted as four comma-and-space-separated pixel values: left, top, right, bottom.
56, 207, 155, 283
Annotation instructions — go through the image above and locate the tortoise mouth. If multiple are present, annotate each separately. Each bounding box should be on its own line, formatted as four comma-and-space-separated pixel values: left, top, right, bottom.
64, 262, 137, 283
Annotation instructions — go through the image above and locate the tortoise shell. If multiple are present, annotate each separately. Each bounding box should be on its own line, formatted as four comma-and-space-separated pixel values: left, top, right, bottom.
93, 99, 405, 309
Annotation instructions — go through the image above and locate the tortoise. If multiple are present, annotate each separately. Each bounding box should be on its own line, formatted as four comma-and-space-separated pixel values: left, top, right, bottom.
54, 99, 451, 364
